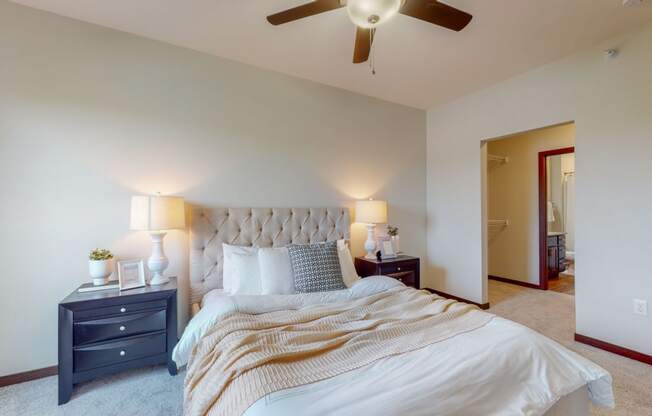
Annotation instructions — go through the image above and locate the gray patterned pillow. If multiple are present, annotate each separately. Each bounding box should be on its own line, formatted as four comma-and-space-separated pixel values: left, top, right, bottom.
287, 241, 346, 293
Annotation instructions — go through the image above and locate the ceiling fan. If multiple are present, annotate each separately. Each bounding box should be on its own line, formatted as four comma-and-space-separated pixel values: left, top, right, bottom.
267, 0, 472, 64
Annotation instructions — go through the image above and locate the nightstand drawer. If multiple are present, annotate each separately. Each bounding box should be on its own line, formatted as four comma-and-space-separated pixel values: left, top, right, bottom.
379, 261, 418, 275
74, 300, 167, 321
74, 332, 166, 372
386, 271, 416, 287
355, 255, 421, 291
74, 309, 166, 345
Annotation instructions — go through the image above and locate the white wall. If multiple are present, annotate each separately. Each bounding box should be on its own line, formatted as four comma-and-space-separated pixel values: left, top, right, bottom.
0, 1, 426, 376
427, 23, 652, 354
487, 124, 575, 285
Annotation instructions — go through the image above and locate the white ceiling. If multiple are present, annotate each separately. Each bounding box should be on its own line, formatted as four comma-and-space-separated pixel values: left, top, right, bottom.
11, 0, 652, 109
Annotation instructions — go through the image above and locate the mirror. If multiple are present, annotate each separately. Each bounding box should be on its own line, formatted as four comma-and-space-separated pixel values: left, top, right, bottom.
546, 153, 575, 244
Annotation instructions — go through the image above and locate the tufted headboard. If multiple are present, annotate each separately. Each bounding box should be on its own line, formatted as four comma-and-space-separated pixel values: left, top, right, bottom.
189, 207, 350, 304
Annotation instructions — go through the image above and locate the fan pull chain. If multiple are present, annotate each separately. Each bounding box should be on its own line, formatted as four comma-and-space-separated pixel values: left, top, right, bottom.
369, 28, 376, 75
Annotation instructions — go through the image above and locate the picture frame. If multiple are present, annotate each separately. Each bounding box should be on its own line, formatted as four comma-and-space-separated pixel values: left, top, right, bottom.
377, 236, 397, 259
117, 259, 146, 291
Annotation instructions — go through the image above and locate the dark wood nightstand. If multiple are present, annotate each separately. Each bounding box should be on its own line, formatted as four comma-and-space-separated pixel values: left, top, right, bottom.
354, 255, 420, 289
58, 278, 178, 405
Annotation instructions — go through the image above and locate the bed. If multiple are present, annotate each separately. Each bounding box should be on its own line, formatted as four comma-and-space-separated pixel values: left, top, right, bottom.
175, 207, 614, 416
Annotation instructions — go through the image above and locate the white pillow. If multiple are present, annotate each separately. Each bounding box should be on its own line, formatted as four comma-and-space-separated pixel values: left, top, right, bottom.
258, 247, 295, 295
222, 244, 261, 294
337, 240, 360, 288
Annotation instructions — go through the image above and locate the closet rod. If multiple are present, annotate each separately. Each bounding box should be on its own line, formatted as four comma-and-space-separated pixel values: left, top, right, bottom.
488, 154, 509, 164
488, 219, 510, 227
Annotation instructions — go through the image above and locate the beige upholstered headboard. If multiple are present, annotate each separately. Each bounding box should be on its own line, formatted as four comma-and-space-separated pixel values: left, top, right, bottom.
189, 207, 350, 304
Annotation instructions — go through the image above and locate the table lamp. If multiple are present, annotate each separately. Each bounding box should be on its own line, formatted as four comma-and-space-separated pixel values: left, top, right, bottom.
130, 195, 185, 285
355, 199, 388, 259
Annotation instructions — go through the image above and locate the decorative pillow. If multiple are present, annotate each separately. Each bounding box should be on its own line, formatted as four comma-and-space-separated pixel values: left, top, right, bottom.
287, 241, 346, 293
337, 240, 360, 288
222, 244, 261, 295
258, 247, 295, 295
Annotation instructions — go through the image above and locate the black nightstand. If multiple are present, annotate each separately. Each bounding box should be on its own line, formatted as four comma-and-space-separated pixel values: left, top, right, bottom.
58, 278, 178, 405
354, 255, 420, 289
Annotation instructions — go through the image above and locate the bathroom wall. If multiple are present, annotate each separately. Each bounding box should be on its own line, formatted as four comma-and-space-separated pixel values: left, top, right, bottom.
548, 156, 564, 233
561, 154, 576, 252
549, 153, 576, 251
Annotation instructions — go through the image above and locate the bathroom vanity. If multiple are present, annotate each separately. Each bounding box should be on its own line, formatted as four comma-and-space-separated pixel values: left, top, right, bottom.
547, 232, 567, 278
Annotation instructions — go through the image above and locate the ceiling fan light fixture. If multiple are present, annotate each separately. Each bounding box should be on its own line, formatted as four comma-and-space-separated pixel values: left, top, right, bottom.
346, 0, 402, 29
267, 0, 472, 66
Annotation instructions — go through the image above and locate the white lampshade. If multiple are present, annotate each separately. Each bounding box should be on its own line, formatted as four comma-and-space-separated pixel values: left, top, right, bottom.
130, 195, 185, 231
355, 199, 388, 224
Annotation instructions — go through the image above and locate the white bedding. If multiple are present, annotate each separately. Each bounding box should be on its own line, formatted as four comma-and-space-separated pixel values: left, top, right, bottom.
174, 277, 614, 416
174, 276, 405, 367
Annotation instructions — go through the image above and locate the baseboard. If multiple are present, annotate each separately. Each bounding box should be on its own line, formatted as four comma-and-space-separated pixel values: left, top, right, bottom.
0, 365, 58, 388
575, 333, 652, 366
424, 288, 490, 310
488, 275, 541, 290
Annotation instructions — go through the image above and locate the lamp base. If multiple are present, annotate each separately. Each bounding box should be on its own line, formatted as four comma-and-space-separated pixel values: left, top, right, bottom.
149, 273, 170, 286
364, 223, 377, 260
148, 231, 170, 286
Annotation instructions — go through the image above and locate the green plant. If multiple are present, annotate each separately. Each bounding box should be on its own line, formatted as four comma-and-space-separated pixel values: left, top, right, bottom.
387, 225, 399, 237
89, 248, 114, 261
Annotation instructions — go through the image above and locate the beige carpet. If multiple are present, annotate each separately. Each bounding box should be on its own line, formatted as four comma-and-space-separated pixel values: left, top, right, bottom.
488, 280, 652, 415
1, 281, 650, 415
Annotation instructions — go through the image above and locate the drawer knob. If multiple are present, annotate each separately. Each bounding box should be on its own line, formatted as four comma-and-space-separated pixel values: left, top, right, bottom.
120, 307, 126, 313
119, 325, 126, 332
119, 350, 126, 357
397, 277, 403, 282
397, 267, 401, 271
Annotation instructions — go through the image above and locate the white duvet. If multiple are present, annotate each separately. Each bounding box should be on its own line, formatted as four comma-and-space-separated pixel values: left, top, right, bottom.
174, 277, 614, 416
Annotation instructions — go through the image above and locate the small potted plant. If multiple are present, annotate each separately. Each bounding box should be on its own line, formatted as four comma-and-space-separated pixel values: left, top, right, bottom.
89, 248, 114, 286
387, 225, 400, 254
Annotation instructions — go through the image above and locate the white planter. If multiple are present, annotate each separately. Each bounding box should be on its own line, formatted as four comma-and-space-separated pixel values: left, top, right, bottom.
391, 235, 400, 254
89, 259, 113, 286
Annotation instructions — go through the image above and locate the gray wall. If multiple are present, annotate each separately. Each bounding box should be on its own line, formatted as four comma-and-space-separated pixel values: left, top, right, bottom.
0, 1, 426, 376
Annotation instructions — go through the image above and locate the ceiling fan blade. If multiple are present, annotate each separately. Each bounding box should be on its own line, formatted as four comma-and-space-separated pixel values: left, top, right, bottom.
400, 0, 472, 32
267, 0, 344, 25
353, 27, 374, 64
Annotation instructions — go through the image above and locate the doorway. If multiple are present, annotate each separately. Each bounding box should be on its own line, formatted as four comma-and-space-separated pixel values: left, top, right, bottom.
483, 122, 575, 302
538, 147, 575, 293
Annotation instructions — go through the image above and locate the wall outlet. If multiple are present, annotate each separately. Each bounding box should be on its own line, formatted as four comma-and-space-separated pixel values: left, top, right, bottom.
633, 299, 648, 316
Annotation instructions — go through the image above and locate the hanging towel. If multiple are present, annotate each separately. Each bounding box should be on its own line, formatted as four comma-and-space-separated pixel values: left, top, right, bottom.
547, 201, 556, 223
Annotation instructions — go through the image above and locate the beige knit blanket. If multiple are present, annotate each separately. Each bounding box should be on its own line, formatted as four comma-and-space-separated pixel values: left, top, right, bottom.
184, 287, 494, 416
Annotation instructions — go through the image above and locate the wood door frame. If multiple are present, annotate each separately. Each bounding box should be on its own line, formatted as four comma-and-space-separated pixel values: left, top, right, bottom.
538, 146, 575, 290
